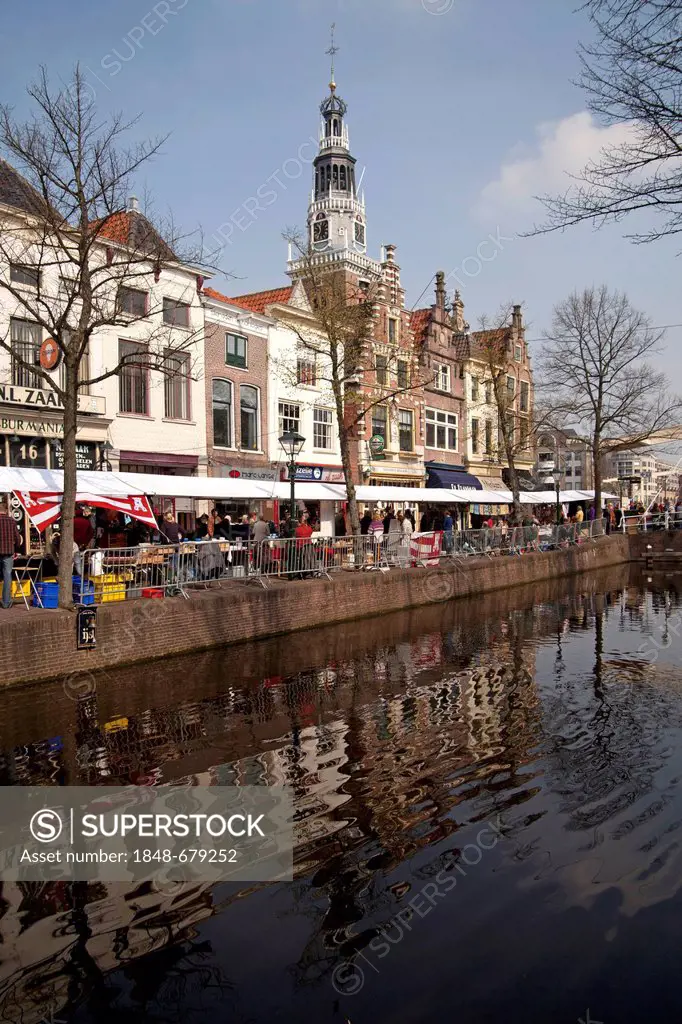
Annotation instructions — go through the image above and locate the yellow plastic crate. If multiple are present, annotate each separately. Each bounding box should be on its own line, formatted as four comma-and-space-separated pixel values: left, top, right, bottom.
11, 580, 31, 600
93, 578, 127, 603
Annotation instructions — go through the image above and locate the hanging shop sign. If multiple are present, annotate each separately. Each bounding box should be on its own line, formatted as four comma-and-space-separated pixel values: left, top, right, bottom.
39, 338, 61, 371
9, 494, 23, 525
369, 434, 386, 459
0, 385, 105, 415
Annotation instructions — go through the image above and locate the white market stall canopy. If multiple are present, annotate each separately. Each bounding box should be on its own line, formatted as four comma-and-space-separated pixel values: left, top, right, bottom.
0, 467, 617, 505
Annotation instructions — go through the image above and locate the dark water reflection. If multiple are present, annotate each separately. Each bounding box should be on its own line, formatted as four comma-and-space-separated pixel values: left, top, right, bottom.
5, 565, 682, 1022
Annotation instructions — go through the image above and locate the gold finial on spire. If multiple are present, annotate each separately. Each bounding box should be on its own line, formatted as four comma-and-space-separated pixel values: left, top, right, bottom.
326, 23, 339, 92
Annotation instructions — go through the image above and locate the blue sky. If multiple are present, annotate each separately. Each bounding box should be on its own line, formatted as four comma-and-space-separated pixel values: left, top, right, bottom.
2, 0, 680, 371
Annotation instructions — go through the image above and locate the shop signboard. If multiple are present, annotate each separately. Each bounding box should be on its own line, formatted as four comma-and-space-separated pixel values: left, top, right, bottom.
9, 438, 47, 468
222, 466, 277, 481
9, 495, 23, 524
52, 441, 97, 472
0, 384, 104, 415
282, 465, 346, 483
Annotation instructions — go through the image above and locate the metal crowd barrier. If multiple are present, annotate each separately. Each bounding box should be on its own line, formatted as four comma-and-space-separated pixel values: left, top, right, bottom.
18, 518, 610, 609
622, 511, 682, 532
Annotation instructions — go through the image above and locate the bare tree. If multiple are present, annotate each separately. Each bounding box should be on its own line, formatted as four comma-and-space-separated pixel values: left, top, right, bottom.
539, 286, 681, 514
462, 307, 534, 525
282, 231, 432, 536
0, 66, 206, 607
531, 0, 682, 243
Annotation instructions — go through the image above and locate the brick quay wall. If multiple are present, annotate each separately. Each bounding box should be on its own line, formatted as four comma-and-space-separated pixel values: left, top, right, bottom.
0, 535, 630, 688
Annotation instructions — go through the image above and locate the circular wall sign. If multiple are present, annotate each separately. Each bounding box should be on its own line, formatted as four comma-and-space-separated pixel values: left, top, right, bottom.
39, 338, 61, 370
369, 434, 385, 456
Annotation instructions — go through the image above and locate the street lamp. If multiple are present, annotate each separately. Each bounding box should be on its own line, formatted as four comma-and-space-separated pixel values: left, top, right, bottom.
98, 440, 113, 472
279, 429, 306, 530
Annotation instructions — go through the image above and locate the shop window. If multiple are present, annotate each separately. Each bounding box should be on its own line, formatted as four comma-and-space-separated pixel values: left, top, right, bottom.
164, 349, 191, 420
313, 407, 333, 449
240, 385, 259, 451
10, 318, 42, 388
226, 333, 247, 368
398, 409, 414, 452
212, 379, 233, 448
119, 340, 148, 414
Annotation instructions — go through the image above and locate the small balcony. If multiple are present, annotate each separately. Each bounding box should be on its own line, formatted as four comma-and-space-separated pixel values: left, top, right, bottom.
319, 126, 349, 150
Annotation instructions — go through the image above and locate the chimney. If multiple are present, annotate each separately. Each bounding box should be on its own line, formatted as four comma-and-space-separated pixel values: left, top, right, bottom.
512, 304, 523, 331
435, 270, 446, 310
127, 196, 139, 212
384, 244, 396, 263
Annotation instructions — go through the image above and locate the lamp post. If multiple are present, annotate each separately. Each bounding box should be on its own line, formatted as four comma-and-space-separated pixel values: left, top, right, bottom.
279, 429, 306, 532
555, 469, 561, 526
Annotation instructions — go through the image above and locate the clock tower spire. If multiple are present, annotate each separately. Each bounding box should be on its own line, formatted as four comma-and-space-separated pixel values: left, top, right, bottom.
307, 27, 368, 258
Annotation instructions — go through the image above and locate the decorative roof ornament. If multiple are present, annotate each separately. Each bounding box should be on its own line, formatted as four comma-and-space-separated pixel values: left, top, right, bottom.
321, 23, 347, 116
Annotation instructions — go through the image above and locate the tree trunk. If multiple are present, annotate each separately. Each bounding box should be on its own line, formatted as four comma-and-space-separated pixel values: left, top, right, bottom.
58, 362, 78, 609
592, 437, 602, 525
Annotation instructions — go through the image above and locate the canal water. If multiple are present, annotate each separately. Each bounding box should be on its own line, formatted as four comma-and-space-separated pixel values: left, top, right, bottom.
3, 563, 682, 1023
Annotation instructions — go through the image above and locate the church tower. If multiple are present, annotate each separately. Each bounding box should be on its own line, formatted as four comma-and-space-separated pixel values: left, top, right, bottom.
289, 26, 381, 284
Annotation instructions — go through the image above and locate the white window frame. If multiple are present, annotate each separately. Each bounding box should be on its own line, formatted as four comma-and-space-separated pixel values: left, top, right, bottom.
226, 333, 248, 369
278, 400, 301, 436
425, 408, 458, 451
433, 363, 451, 393
313, 406, 334, 450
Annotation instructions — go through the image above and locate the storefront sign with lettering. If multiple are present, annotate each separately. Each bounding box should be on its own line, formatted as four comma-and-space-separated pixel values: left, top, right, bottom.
0, 385, 105, 415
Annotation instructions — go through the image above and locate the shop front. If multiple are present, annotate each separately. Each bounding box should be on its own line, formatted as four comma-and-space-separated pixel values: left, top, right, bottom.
280, 464, 346, 531
117, 451, 201, 531
213, 465, 278, 524
0, 390, 110, 552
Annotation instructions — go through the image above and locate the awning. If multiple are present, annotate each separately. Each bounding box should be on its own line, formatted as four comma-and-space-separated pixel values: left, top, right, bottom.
425, 465, 482, 490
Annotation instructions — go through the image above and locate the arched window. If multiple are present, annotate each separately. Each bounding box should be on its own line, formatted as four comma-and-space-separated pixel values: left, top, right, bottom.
325, 119, 331, 137
333, 118, 339, 135
340, 165, 347, 191
332, 164, 339, 189
326, 165, 331, 190
212, 379, 233, 448
240, 385, 259, 451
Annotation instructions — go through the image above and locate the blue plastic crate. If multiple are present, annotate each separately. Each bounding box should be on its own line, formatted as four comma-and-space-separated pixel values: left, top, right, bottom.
72, 578, 95, 606
33, 582, 59, 609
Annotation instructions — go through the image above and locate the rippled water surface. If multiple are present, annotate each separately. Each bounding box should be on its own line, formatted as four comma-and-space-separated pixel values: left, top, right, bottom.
4, 564, 682, 1023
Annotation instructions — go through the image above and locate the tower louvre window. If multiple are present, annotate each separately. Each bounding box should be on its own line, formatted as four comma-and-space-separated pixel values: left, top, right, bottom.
340, 166, 347, 191
333, 164, 339, 189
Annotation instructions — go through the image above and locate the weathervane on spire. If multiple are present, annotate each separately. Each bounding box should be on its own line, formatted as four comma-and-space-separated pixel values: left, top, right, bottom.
326, 23, 339, 92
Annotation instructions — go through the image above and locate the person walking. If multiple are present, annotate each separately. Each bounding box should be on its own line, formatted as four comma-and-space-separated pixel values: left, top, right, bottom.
443, 509, 454, 555
0, 499, 21, 609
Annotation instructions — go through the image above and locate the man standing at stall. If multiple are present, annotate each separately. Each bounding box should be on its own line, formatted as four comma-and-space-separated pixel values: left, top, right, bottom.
0, 498, 22, 609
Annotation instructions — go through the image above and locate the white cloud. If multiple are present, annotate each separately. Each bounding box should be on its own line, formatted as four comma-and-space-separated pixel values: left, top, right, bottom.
475, 111, 634, 222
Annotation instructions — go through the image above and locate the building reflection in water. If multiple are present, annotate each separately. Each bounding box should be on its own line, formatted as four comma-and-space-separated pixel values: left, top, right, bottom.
6, 563, 682, 1020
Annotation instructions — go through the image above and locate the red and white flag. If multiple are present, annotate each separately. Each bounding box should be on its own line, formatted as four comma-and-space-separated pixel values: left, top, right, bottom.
409, 531, 443, 567
14, 491, 158, 533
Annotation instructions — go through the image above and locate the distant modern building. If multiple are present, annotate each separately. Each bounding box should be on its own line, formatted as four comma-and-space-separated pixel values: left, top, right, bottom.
536, 428, 593, 492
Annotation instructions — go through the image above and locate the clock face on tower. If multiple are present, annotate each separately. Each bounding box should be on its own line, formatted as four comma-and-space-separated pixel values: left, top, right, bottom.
313, 219, 329, 242
354, 221, 365, 245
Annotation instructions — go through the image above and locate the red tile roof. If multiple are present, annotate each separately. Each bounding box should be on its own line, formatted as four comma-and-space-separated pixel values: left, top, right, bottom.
202, 286, 258, 313
230, 285, 293, 314
94, 210, 176, 260
410, 308, 431, 345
